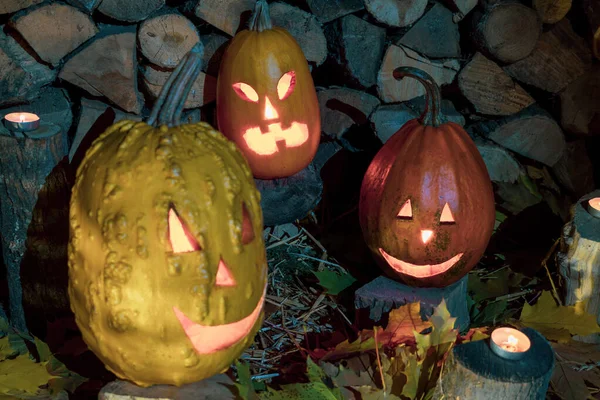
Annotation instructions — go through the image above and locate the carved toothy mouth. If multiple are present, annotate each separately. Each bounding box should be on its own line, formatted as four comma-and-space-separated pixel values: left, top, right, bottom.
378, 248, 464, 278
173, 285, 266, 355
243, 122, 309, 155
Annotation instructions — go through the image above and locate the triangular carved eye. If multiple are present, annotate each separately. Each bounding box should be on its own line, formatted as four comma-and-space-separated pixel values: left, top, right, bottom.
397, 199, 412, 219
241, 202, 255, 244
216, 259, 236, 287
168, 208, 200, 253
232, 82, 259, 102
440, 203, 455, 224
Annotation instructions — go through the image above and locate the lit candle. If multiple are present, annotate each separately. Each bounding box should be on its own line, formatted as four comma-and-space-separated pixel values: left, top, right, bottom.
3, 112, 40, 132
588, 197, 600, 219
490, 327, 531, 360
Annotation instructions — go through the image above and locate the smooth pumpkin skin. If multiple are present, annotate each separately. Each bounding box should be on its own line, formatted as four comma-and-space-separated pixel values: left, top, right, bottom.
68, 120, 268, 386
359, 119, 495, 288
216, 27, 320, 179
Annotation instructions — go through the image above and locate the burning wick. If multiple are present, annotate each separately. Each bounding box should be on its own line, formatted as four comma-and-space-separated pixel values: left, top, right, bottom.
587, 197, 600, 219
3, 112, 40, 132
490, 327, 531, 360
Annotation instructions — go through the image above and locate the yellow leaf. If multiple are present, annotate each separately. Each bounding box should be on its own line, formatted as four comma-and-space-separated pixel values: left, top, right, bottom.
533, 0, 572, 24
385, 303, 432, 345
415, 300, 457, 359
0, 354, 54, 396
520, 291, 600, 341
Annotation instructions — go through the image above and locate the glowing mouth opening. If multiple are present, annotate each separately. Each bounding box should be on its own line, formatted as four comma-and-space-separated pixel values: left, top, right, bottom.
378, 248, 464, 278
242, 122, 309, 155
173, 285, 266, 355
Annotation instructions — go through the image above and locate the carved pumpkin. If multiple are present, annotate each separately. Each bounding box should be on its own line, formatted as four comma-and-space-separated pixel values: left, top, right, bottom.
359, 67, 495, 288
216, 0, 320, 179
68, 45, 268, 387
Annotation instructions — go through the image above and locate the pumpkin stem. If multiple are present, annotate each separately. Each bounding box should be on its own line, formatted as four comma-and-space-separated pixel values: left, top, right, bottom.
147, 42, 203, 128
393, 67, 442, 127
249, 0, 273, 32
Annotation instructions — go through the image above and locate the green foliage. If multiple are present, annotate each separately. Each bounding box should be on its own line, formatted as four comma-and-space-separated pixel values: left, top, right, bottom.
312, 270, 356, 295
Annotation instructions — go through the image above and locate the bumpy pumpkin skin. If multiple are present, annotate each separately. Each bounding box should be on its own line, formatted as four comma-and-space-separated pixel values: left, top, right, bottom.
68, 120, 268, 386
217, 27, 320, 179
359, 120, 495, 288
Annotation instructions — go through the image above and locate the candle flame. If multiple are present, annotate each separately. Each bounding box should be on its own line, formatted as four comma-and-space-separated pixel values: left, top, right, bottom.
19, 114, 25, 123
590, 197, 600, 211
507, 335, 518, 346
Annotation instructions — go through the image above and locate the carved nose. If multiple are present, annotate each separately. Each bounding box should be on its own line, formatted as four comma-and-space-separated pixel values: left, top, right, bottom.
421, 230, 433, 244
263, 97, 279, 120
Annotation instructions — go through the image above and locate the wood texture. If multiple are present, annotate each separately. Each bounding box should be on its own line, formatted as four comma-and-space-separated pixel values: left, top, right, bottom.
11, 3, 98, 66
97, 0, 164, 22
433, 328, 554, 399
142, 64, 216, 109
377, 44, 460, 103
195, 0, 254, 37
471, 2, 541, 64
255, 162, 322, 226
0, 0, 43, 14
504, 19, 592, 94
354, 275, 470, 331
533, 0, 572, 24
0, 124, 68, 332
472, 135, 523, 184
442, 0, 478, 22
468, 105, 565, 166
584, 0, 600, 60
0, 28, 56, 107
64, 0, 100, 13
305, 0, 364, 23
139, 13, 200, 69
557, 190, 600, 325
559, 66, 600, 136
398, 3, 461, 59
364, 0, 428, 27
551, 140, 595, 198
458, 52, 534, 116
59, 31, 142, 114
199, 33, 229, 76
318, 87, 380, 139
269, 2, 328, 66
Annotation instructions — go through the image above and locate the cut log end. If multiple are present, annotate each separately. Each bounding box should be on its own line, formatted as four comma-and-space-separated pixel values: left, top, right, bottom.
364, 0, 428, 27
97, 0, 165, 22
139, 14, 200, 69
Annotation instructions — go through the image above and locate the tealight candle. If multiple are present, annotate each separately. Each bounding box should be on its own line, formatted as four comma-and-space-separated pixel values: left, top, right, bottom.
588, 197, 600, 219
490, 327, 531, 360
3, 112, 40, 132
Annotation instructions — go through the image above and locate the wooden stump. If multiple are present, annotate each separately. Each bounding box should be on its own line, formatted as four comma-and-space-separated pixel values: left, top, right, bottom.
0, 123, 68, 332
141, 64, 216, 109
269, 2, 328, 66
364, 0, 428, 27
377, 44, 460, 103
0, 0, 43, 14
354, 275, 470, 331
317, 87, 380, 140
584, 0, 600, 60
458, 52, 534, 116
467, 105, 565, 167
195, 0, 254, 37
397, 3, 461, 59
504, 18, 592, 94
255, 162, 322, 226
471, 1, 541, 64
11, 3, 98, 66
556, 190, 600, 325
559, 66, 600, 136
324, 14, 386, 88
97, 0, 165, 22
305, 0, 364, 24
139, 13, 200, 69
59, 30, 143, 114
433, 328, 554, 399
99, 375, 237, 400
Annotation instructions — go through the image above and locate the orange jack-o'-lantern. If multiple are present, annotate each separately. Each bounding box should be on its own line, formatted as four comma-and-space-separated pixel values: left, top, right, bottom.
68, 45, 268, 387
359, 67, 495, 288
216, 0, 320, 179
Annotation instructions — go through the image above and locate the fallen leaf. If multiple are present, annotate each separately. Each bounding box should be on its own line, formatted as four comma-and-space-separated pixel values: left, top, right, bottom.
313, 270, 356, 295
384, 303, 431, 345
235, 360, 255, 400
520, 291, 600, 341
259, 382, 340, 399
460, 327, 490, 344
415, 300, 457, 359
0, 354, 55, 396
551, 359, 592, 400
306, 358, 343, 400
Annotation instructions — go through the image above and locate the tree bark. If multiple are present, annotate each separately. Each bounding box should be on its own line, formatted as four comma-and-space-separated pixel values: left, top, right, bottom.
433, 328, 554, 399
97, 0, 165, 22
364, 0, 428, 27
195, 0, 254, 37
559, 65, 600, 136
0, 0, 43, 14
305, 0, 364, 24
0, 123, 68, 332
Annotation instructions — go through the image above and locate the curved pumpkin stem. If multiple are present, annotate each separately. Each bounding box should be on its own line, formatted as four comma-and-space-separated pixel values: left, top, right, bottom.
393, 67, 442, 127
249, 0, 273, 32
147, 42, 203, 128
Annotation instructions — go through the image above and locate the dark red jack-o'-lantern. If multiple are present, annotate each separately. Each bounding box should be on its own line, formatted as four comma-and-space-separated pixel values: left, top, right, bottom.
216, 0, 320, 179
359, 67, 495, 288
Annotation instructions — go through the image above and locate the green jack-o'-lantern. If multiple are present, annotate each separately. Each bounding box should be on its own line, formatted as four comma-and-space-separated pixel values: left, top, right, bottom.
359, 67, 495, 288
68, 45, 268, 387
